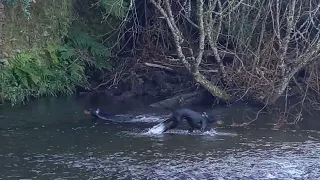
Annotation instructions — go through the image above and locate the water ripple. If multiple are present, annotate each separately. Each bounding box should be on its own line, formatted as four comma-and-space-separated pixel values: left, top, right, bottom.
4, 140, 318, 180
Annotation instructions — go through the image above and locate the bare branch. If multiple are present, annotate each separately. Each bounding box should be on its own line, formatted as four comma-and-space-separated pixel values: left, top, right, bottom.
144, 62, 174, 72
150, 0, 192, 71
195, 0, 205, 70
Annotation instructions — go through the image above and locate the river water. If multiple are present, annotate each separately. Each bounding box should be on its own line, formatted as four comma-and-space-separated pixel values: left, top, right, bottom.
0, 96, 320, 180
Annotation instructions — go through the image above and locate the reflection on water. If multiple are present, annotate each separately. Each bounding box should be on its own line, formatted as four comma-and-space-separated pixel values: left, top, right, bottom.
0, 96, 320, 179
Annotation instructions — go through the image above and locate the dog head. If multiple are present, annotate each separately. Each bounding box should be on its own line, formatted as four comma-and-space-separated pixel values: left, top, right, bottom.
84, 109, 91, 115
202, 112, 224, 125
215, 119, 224, 125
84, 108, 100, 116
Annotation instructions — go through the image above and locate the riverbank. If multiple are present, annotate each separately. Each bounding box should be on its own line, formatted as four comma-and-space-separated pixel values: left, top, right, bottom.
2, 0, 320, 131
2, 94, 320, 131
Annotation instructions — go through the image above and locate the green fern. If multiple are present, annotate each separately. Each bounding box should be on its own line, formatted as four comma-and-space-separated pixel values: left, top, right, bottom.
46, 43, 60, 64
59, 45, 76, 61
2, 45, 87, 105
68, 28, 109, 56
9, 52, 42, 89
1, 26, 113, 106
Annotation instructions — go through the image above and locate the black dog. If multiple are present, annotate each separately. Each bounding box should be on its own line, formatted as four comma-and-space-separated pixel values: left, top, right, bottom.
161, 107, 223, 133
84, 108, 133, 123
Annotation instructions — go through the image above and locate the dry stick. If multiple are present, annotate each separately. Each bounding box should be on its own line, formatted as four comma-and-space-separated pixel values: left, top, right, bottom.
242, 101, 269, 127
269, 0, 297, 103
253, 9, 267, 68
91, 59, 129, 90
100, 0, 134, 47
201, 69, 219, 73
228, 1, 320, 116
194, 0, 205, 71
244, 0, 263, 46
279, 39, 320, 123
206, 0, 227, 79
223, 0, 245, 15
291, 77, 308, 124
150, 0, 191, 71
269, 0, 302, 103
307, 66, 320, 111
144, 62, 174, 72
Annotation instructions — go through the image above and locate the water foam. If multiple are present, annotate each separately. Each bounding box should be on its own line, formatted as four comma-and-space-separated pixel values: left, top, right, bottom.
142, 125, 238, 137
130, 115, 167, 123
163, 129, 220, 136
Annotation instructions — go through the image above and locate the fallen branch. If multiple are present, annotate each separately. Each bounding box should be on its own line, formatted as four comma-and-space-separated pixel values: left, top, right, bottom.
200, 69, 218, 73
144, 62, 175, 72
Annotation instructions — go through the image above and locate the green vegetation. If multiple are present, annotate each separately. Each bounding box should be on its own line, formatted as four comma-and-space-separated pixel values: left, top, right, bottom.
1, 27, 111, 105
2, 0, 33, 18
1, 0, 129, 105
0, 27, 108, 104
4, 0, 72, 50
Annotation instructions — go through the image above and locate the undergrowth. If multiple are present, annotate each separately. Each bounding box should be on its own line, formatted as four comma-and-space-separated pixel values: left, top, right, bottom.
3, 0, 33, 18
0, 28, 111, 106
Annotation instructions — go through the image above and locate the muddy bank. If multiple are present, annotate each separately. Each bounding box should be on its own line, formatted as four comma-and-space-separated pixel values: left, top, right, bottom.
73, 55, 320, 131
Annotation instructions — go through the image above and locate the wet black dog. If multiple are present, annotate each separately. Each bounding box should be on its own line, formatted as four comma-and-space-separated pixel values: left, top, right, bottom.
84, 108, 133, 123
161, 107, 223, 133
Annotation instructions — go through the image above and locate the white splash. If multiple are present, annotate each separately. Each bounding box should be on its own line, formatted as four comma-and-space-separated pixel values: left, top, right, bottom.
212, 130, 238, 137
202, 129, 218, 136
145, 123, 166, 135
130, 115, 166, 123
141, 128, 238, 137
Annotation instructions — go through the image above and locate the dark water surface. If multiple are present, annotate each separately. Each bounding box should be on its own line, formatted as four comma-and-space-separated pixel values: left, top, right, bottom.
0, 96, 320, 180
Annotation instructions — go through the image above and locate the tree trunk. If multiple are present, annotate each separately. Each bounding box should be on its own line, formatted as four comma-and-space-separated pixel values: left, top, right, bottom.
267, 76, 291, 105
192, 72, 231, 100
267, 55, 320, 105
